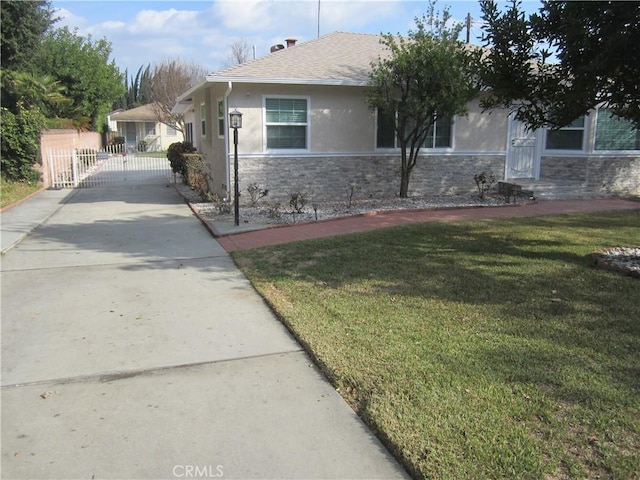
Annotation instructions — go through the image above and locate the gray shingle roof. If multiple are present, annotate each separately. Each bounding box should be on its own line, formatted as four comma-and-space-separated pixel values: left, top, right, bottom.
110, 103, 157, 121
208, 32, 390, 86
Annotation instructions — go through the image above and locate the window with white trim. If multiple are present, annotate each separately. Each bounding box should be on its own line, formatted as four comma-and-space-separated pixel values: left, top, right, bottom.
545, 116, 585, 150
217, 100, 225, 137
265, 97, 308, 150
595, 109, 640, 150
166, 122, 177, 136
376, 110, 453, 149
200, 103, 206, 137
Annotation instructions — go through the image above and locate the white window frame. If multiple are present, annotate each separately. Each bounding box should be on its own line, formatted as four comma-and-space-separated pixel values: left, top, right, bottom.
374, 109, 455, 151
263, 95, 310, 153
544, 116, 587, 153
217, 99, 225, 138
200, 102, 206, 137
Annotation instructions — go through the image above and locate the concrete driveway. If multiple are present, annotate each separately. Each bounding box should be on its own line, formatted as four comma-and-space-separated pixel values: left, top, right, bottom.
1, 184, 407, 479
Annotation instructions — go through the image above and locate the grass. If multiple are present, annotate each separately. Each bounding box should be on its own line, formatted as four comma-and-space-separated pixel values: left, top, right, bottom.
0, 176, 43, 210
233, 210, 640, 479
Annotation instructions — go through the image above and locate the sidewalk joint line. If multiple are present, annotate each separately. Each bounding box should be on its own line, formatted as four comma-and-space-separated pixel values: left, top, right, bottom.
1, 349, 304, 389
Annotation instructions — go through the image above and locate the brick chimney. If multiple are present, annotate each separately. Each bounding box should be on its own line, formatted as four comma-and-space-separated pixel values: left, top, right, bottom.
285, 38, 297, 48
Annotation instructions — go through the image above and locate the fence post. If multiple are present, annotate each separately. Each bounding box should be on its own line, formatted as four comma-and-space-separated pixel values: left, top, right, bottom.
48, 151, 56, 189
72, 149, 79, 187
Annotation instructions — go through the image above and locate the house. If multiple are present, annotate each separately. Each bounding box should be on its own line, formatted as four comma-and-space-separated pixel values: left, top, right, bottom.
108, 103, 183, 152
173, 32, 639, 202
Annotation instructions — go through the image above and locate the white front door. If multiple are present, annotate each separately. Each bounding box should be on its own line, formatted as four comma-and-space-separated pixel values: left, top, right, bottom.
506, 116, 541, 179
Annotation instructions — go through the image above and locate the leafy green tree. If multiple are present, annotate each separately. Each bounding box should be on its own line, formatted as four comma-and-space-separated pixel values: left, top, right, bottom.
1, 103, 46, 182
32, 26, 125, 131
2, 71, 71, 116
0, 0, 56, 71
115, 64, 152, 110
479, 0, 640, 129
367, 3, 480, 197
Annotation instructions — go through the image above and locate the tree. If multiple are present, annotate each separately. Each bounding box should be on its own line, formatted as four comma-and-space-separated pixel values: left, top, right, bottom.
0, 0, 56, 71
222, 38, 252, 68
367, 3, 480, 197
115, 64, 152, 110
1, 102, 46, 182
478, 0, 640, 129
32, 26, 125, 131
147, 58, 209, 135
3, 71, 71, 115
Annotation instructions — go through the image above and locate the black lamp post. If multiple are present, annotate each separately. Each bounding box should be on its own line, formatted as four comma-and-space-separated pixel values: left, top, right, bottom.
229, 109, 243, 226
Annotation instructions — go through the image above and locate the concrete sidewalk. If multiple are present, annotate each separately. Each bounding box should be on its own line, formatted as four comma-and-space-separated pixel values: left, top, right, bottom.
1, 188, 78, 254
1, 185, 408, 479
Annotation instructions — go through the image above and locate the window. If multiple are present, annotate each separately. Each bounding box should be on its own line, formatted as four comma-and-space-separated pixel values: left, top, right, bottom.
185, 123, 193, 144
376, 110, 453, 149
545, 116, 585, 150
595, 109, 640, 150
265, 97, 308, 149
143, 122, 156, 136
166, 122, 177, 136
217, 100, 225, 137
200, 103, 206, 136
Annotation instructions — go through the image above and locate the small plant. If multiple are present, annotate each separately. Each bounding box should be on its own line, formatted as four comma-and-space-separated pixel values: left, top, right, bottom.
474, 172, 496, 200
246, 182, 269, 206
137, 140, 148, 152
345, 182, 361, 209
265, 202, 283, 220
288, 190, 311, 214
210, 193, 231, 214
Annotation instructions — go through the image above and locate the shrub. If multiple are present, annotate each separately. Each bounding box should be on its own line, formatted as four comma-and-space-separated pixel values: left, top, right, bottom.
288, 190, 311, 214
473, 172, 496, 200
183, 153, 210, 198
0, 104, 45, 182
137, 140, 148, 152
166, 141, 196, 177
246, 182, 269, 206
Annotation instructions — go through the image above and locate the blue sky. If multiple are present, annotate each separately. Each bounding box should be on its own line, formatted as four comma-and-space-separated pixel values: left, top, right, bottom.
51, 0, 542, 75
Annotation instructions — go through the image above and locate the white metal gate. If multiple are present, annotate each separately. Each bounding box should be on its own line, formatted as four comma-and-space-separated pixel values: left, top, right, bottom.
506, 116, 541, 179
47, 146, 172, 188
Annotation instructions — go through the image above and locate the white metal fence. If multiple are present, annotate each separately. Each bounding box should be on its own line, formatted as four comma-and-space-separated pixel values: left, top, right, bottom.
46, 146, 172, 189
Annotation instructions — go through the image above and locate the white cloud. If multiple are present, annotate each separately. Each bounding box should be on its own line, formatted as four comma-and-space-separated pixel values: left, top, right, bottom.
129, 8, 201, 34
52, 6, 88, 30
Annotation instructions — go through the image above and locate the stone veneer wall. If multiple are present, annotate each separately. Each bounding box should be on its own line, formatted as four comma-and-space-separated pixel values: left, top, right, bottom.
540, 156, 640, 195
237, 154, 505, 203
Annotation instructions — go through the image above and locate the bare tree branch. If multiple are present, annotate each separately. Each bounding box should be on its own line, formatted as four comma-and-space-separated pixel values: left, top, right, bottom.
221, 38, 252, 69
147, 58, 209, 135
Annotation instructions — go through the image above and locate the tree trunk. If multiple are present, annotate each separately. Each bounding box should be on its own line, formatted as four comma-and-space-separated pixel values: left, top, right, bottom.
399, 144, 412, 198
399, 169, 410, 198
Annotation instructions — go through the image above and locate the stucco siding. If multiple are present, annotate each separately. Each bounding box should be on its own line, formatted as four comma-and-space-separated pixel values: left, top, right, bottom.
455, 100, 508, 152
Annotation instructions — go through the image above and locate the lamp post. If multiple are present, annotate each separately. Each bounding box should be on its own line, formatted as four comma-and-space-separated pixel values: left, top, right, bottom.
229, 109, 243, 226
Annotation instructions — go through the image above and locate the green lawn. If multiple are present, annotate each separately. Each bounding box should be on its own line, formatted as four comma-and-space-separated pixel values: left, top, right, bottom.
234, 210, 640, 479
0, 177, 43, 210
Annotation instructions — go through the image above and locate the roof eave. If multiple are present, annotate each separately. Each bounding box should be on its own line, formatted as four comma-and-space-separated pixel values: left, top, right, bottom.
207, 76, 371, 87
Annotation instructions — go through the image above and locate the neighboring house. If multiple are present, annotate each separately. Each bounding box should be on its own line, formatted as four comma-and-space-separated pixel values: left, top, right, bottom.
173, 32, 639, 202
108, 104, 183, 152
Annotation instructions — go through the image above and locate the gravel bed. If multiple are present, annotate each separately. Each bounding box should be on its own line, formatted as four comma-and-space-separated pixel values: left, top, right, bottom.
177, 183, 517, 226
592, 247, 640, 278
